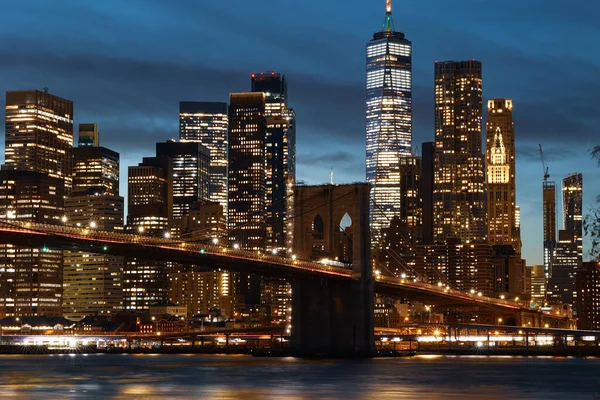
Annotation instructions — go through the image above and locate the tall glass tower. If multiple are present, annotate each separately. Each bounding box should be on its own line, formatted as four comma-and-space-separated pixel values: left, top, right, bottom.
366, 0, 412, 247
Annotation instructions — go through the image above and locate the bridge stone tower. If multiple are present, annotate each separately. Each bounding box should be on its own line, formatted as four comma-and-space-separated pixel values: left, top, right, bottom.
291, 183, 375, 356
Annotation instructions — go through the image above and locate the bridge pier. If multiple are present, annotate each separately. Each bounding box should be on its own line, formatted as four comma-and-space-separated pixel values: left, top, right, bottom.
291, 276, 374, 356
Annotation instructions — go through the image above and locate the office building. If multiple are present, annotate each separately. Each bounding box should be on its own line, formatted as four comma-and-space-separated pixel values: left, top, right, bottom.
366, 0, 412, 246
577, 262, 600, 330
72, 146, 119, 196
63, 131, 124, 320
127, 157, 172, 234
486, 99, 521, 253
530, 265, 546, 305
0, 170, 65, 317
124, 157, 173, 311
563, 173, 583, 263
251, 72, 296, 252
228, 92, 267, 250
421, 142, 435, 245
5, 90, 74, 190
433, 60, 486, 243
413, 241, 494, 296
78, 123, 99, 147
179, 102, 229, 219
156, 141, 210, 222
543, 181, 557, 277
547, 230, 578, 305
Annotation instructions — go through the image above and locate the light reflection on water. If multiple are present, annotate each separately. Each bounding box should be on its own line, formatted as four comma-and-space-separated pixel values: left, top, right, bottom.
0, 354, 597, 399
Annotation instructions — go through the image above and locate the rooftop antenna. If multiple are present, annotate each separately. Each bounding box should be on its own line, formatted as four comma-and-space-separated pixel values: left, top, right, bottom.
43, 87, 49, 93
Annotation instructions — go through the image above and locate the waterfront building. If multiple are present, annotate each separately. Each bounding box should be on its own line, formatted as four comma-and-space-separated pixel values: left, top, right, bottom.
576, 262, 600, 330
562, 173, 583, 263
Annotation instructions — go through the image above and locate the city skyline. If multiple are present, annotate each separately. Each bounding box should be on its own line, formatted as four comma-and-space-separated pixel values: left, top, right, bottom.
0, 1, 599, 265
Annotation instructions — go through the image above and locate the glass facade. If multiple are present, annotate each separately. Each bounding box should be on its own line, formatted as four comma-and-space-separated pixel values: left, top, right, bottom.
78, 123, 99, 147
73, 146, 120, 196
366, 2, 412, 246
433, 60, 486, 244
179, 102, 228, 221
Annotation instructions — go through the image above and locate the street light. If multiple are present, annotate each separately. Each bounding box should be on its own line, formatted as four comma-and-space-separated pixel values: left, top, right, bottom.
233, 243, 240, 250
89, 221, 97, 229
164, 232, 171, 239
212, 238, 218, 245
497, 318, 503, 325
61, 216, 68, 223
138, 226, 145, 234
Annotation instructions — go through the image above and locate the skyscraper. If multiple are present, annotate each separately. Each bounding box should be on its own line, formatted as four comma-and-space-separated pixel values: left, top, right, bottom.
433, 60, 486, 243
486, 99, 521, 253
543, 181, 556, 277
228, 92, 267, 308
251, 72, 296, 252
251, 72, 296, 325
0, 171, 65, 317
124, 157, 173, 311
576, 262, 600, 330
5, 90, 74, 190
155, 141, 210, 222
179, 102, 228, 219
421, 142, 435, 245
547, 230, 578, 305
72, 146, 119, 196
366, 0, 412, 246
63, 129, 124, 320
228, 92, 267, 251
563, 173, 582, 262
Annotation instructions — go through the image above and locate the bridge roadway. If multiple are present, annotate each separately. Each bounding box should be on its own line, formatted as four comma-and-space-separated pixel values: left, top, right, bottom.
0, 220, 551, 315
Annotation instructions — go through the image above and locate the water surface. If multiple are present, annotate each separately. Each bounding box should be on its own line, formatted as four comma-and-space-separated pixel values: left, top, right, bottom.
0, 354, 597, 399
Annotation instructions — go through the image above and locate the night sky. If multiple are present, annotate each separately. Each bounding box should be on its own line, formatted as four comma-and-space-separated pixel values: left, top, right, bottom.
1, 0, 598, 265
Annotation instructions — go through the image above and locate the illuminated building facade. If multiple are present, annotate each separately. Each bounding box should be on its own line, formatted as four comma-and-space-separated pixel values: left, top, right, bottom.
78, 123, 99, 147
547, 230, 578, 305
530, 264, 547, 305
228, 92, 267, 250
125, 157, 173, 311
72, 146, 119, 196
421, 142, 435, 245
228, 92, 267, 307
486, 99, 521, 253
179, 102, 228, 218
433, 60, 486, 243
251, 72, 296, 325
5, 90, 74, 190
64, 130, 124, 320
366, 0, 412, 246
562, 173, 582, 263
0, 171, 64, 317
127, 157, 172, 234
156, 141, 210, 222
251, 72, 296, 252
413, 241, 494, 296
543, 181, 556, 277
576, 262, 600, 330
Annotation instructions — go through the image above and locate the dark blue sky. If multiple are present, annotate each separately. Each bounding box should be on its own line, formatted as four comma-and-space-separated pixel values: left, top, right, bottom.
1, 0, 598, 264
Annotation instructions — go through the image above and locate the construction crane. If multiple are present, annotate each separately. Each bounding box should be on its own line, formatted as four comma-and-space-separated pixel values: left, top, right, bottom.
538, 144, 550, 181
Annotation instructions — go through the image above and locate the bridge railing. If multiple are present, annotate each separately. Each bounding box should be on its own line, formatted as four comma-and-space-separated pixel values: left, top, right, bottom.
0, 221, 353, 278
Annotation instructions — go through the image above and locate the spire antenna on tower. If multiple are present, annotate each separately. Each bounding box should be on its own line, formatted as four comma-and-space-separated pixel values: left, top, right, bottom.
384, 0, 394, 32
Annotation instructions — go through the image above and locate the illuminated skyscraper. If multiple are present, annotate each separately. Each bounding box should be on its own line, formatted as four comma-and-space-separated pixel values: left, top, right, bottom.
72, 146, 119, 196
78, 123, 99, 147
228, 92, 267, 250
366, 0, 412, 246
543, 181, 556, 277
486, 99, 521, 253
547, 230, 578, 305
179, 102, 228, 219
563, 173, 582, 262
64, 130, 124, 320
228, 92, 266, 307
0, 171, 65, 317
251, 72, 296, 252
156, 141, 210, 222
5, 90, 74, 190
433, 60, 486, 243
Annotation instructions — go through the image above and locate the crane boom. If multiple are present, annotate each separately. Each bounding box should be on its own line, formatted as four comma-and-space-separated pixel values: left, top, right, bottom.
538, 144, 550, 181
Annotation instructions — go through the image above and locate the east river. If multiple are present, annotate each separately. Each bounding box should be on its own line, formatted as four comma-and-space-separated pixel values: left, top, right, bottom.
0, 354, 598, 399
